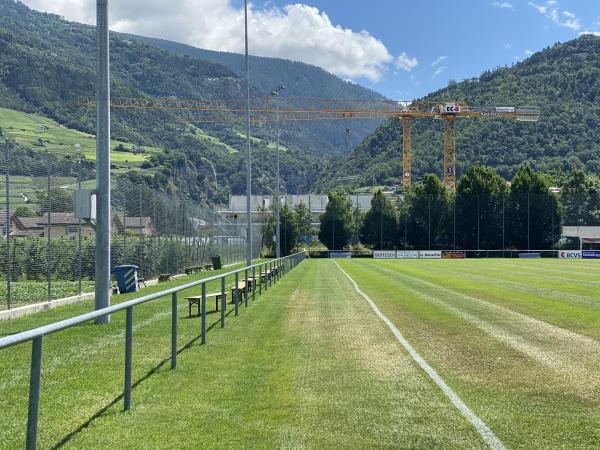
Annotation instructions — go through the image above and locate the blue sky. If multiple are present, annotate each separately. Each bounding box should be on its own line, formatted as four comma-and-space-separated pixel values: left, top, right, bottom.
24, 0, 600, 99
255, 0, 600, 99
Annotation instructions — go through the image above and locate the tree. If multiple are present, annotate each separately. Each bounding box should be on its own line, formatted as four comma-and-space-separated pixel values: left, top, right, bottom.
36, 188, 74, 213
279, 204, 299, 256
507, 165, 561, 249
404, 174, 449, 250
318, 191, 353, 250
455, 166, 508, 249
15, 205, 37, 217
260, 200, 299, 257
294, 201, 313, 242
561, 168, 600, 226
360, 189, 398, 250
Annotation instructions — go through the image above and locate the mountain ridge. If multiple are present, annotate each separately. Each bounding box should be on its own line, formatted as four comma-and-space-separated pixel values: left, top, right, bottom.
314, 34, 600, 192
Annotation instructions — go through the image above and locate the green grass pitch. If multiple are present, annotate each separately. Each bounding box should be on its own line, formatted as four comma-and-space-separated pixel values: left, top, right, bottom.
0, 258, 599, 448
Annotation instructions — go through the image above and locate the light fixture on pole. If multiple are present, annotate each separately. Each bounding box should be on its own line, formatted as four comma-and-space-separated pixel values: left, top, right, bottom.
270, 85, 286, 258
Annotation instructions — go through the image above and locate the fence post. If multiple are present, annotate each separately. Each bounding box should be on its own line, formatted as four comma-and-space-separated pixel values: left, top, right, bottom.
234, 272, 239, 316
5, 143, 12, 309
26, 336, 43, 450
201, 283, 206, 345
259, 263, 262, 295
269, 261, 272, 287
252, 266, 256, 301
171, 292, 177, 369
47, 150, 52, 303
244, 269, 248, 308
220, 276, 226, 328
124, 307, 133, 411
77, 151, 83, 296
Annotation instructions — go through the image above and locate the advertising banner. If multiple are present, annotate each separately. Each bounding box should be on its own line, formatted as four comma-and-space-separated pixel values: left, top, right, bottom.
558, 250, 582, 259
397, 251, 420, 259
419, 250, 442, 259
582, 250, 600, 259
374, 251, 397, 259
329, 251, 351, 259
442, 251, 466, 259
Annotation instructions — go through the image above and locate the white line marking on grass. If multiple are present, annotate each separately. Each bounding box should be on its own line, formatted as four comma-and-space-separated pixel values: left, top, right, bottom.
333, 260, 506, 450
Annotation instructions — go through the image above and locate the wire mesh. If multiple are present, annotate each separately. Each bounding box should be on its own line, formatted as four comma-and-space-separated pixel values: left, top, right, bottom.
0, 141, 251, 311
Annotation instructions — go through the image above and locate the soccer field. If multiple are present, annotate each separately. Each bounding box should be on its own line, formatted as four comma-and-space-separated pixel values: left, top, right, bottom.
0, 259, 599, 448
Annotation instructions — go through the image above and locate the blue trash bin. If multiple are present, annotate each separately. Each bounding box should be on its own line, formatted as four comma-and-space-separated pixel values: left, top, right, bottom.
113, 264, 139, 294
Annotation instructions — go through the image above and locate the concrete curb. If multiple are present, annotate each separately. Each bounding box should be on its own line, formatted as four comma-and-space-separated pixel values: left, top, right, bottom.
0, 274, 186, 321
0, 293, 96, 321
0, 264, 240, 322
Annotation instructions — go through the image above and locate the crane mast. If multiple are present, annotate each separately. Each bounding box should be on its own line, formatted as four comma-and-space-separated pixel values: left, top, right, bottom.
75, 96, 539, 191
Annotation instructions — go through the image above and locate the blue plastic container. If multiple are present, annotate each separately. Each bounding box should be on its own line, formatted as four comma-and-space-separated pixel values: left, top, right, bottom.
113, 264, 139, 294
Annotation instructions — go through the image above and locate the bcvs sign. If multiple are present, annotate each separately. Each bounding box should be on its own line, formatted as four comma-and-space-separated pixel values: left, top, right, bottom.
559, 250, 582, 259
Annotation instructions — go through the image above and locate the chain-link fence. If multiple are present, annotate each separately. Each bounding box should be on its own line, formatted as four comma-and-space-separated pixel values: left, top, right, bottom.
0, 142, 252, 310
395, 191, 595, 251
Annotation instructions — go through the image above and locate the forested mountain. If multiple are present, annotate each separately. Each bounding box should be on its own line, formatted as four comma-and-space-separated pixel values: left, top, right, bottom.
124, 34, 386, 154
314, 35, 600, 191
0, 0, 342, 202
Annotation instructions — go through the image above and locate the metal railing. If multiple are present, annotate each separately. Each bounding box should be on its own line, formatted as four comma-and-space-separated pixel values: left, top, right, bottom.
0, 252, 306, 449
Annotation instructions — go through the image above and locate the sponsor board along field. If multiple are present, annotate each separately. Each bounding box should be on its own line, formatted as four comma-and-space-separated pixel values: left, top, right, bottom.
0, 258, 599, 448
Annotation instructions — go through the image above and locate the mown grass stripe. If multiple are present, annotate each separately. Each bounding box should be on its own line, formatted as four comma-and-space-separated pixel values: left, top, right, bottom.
332, 260, 507, 450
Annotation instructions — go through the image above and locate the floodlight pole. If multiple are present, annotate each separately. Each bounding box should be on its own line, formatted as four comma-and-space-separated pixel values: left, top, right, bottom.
244, 0, 252, 266
95, 0, 111, 323
271, 86, 285, 259
275, 103, 281, 259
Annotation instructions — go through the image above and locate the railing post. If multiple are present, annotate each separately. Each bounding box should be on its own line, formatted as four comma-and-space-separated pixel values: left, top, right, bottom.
244, 269, 248, 308
252, 266, 256, 301
220, 276, 226, 328
264, 263, 267, 292
234, 272, 239, 316
124, 306, 133, 411
269, 261, 273, 287
26, 336, 43, 450
259, 263, 262, 295
201, 283, 206, 345
171, 293, 177, 369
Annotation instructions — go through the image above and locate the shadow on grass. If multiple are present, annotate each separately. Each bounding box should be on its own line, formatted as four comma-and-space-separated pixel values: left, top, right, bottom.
51, 307, 239, 449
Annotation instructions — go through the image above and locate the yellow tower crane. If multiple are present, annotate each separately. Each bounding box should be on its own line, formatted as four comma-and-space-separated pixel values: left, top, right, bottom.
76, 96, 540, 191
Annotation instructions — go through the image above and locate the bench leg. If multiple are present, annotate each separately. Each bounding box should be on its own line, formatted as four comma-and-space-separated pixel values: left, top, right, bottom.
188, 302, 191, 318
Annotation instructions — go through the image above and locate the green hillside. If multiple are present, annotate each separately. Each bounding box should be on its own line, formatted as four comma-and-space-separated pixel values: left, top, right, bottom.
125, 34, 386, 155
0, 0, 323, 202
314, 35, 600, 191
0, 107, 160, 165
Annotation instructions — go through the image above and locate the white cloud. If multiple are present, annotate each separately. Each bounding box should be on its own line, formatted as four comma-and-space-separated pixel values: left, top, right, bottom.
529, 1, 581, 31
525, 49, 534, 55
432, 66, 446, 77
493, 2, 514, 10
431, 55, 447, 67
20, 0, 398, 82
580, 31, 600, 37
504, 43, 512, 50
395, 52, 419, 72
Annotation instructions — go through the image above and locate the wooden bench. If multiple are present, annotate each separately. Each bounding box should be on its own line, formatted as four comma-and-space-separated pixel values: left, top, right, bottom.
158, 274, 173, 283
186, 292, 227, 317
